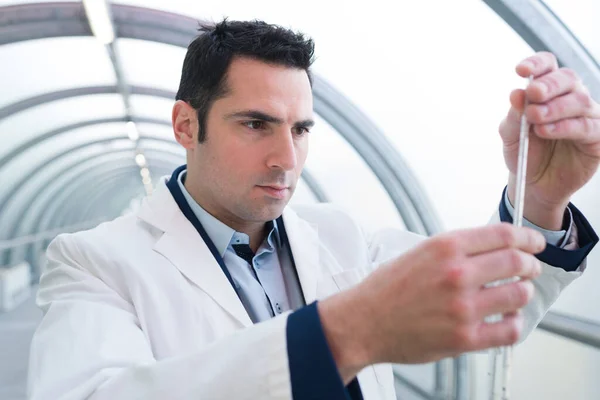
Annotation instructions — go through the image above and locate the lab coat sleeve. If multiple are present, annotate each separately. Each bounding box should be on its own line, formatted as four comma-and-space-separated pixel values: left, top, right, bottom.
496, 191, 598, 338
365, 192, 598, 342
28, 236, 293, 400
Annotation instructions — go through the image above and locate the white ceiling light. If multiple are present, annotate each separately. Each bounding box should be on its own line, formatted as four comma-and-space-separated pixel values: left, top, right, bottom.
126, 121, 139, 141
140, 168, 150, 178
135, 153, 146, 167
82, 0, 115, 45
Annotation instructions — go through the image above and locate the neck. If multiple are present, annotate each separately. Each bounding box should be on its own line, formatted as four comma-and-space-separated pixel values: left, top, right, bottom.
184, 169, 268, 252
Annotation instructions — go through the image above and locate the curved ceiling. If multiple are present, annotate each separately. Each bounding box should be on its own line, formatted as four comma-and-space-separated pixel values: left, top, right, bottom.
0, 0, 442, 261
0, 2, 598, 400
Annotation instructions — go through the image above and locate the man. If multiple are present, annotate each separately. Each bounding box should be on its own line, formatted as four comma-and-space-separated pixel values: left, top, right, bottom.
28, 19, 600, 400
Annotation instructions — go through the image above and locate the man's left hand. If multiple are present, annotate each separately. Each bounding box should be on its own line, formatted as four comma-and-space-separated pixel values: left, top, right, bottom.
500, 51, 600, 230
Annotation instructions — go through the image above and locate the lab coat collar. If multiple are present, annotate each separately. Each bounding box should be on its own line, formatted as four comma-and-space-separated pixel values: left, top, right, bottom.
137, 174, 321, 325
138, 176, 252, 327
280, 207, 320, 305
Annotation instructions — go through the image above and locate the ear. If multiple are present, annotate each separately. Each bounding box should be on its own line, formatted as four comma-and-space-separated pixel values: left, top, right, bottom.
172, 100, 198, 149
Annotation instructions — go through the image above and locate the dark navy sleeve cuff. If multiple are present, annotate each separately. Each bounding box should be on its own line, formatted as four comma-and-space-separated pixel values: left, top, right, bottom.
499, 187, 598, 272
286, 301, 363, 400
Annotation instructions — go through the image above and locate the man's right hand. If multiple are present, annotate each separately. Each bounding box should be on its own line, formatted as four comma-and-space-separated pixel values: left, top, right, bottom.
318, 223, 545, 383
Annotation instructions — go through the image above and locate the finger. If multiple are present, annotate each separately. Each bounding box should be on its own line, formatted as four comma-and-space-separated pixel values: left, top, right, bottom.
533, 115, 600, 144
468, 249, 542, 287
471, 311, 524, 350
526, 68, 580, 103
516, 52, 558, 79
450, 223, 546, 256
475, 280, 535, 319
509, 89, 526, 112
499, 106, 523, 145
526, 89, 597, 124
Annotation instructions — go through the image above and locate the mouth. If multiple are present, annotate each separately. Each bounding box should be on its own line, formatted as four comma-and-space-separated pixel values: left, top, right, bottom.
257, 185, 289, 199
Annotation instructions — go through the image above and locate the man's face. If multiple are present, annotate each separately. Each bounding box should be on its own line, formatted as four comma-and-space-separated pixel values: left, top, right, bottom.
188, 57, 313, 225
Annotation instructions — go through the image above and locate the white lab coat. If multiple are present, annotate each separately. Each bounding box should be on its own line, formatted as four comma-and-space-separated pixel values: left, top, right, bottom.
27, 178, 583, 400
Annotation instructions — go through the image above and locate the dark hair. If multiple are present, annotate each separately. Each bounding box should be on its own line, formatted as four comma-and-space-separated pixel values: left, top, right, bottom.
175, 19, 315, 142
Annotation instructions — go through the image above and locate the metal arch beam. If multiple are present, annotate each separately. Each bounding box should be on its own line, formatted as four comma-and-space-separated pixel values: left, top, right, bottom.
5, 152, 180, 264
12, 153, 136, 237
0, 116, 173, 171
7, 149, 182, 240
11, 170, 140, 267
0, 3, 197, 47
25, 164, 172, 266
58, 173, 142, 226
0, 135, 182, 223
116, 7, 442, 234
1, 1, 599, 232
0, 85, 176, 121
32, 155, 176, 233
299, 168, 329, 203
25, 167, 162, 266
0, 144, 182, 265
113, 6, 442, 235
0, 140, 182, 241
2, 3, 598, 399
0, 85, 331, 205
48, 159, 174, 229
311, 79, 440, 235
59, 174, 144, 228
0, 2, 91, 46
45, 167, 157, 231
482, 0, 600, 99
25, 173, 145, 269
0, 2, 441, 235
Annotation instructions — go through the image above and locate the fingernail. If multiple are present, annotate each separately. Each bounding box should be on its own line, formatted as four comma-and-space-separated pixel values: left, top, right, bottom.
538, 105, 548, 117
545, 123, 555, 133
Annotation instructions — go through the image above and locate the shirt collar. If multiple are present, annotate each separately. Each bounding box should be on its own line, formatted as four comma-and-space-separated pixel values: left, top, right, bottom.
177, 169, 281, 257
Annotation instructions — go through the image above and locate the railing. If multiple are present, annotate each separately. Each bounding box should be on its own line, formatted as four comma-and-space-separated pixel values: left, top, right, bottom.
0, 219, 105, 252
393, 310, 600, 399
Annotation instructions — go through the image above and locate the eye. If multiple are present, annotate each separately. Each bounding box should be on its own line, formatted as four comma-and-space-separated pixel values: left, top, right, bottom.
243, 120, 266, 130
293, 127, 310, 136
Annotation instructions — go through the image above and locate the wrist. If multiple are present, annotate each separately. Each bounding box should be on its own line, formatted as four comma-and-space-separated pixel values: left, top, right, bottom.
507, 179, 568, 231
317, 289, 373, 384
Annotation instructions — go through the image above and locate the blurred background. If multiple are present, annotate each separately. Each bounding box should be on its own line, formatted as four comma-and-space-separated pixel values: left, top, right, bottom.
0, 0, 599, 399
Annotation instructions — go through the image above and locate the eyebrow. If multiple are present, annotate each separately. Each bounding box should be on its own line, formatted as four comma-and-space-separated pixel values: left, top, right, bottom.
225, 110, 315, 129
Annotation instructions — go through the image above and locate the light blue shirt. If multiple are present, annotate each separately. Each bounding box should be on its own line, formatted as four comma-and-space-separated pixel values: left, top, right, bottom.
503, 191, 572, 247
177, 170, 304, 323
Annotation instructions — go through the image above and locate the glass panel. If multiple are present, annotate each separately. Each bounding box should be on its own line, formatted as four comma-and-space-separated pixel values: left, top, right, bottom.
0, 94, 125, 163
544, 0, 600, 63
0, 0, 76, 5
112, 0, 539, 230
135, 123, 175, 142
116, 38, 187, 94
550, 172, 600, 322
288, 176, 321, 205
0, 140, 135, 239
471, 329, 600, 399
305, 115, 405, 234
0, 37, 116, 108
392, 363, 436, 399
129, 95, 174, 124
0, 293, 42, 400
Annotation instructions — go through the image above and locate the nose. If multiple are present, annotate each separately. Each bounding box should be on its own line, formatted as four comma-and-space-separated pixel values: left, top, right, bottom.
266, 129, 297, 171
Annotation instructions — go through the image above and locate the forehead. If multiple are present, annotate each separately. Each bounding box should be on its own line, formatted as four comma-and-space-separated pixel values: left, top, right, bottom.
219, 57, 313, 117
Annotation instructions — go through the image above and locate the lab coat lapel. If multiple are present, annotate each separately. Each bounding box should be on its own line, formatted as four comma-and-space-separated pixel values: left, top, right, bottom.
138, 180, 252, 328
281, 208, 320, 304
